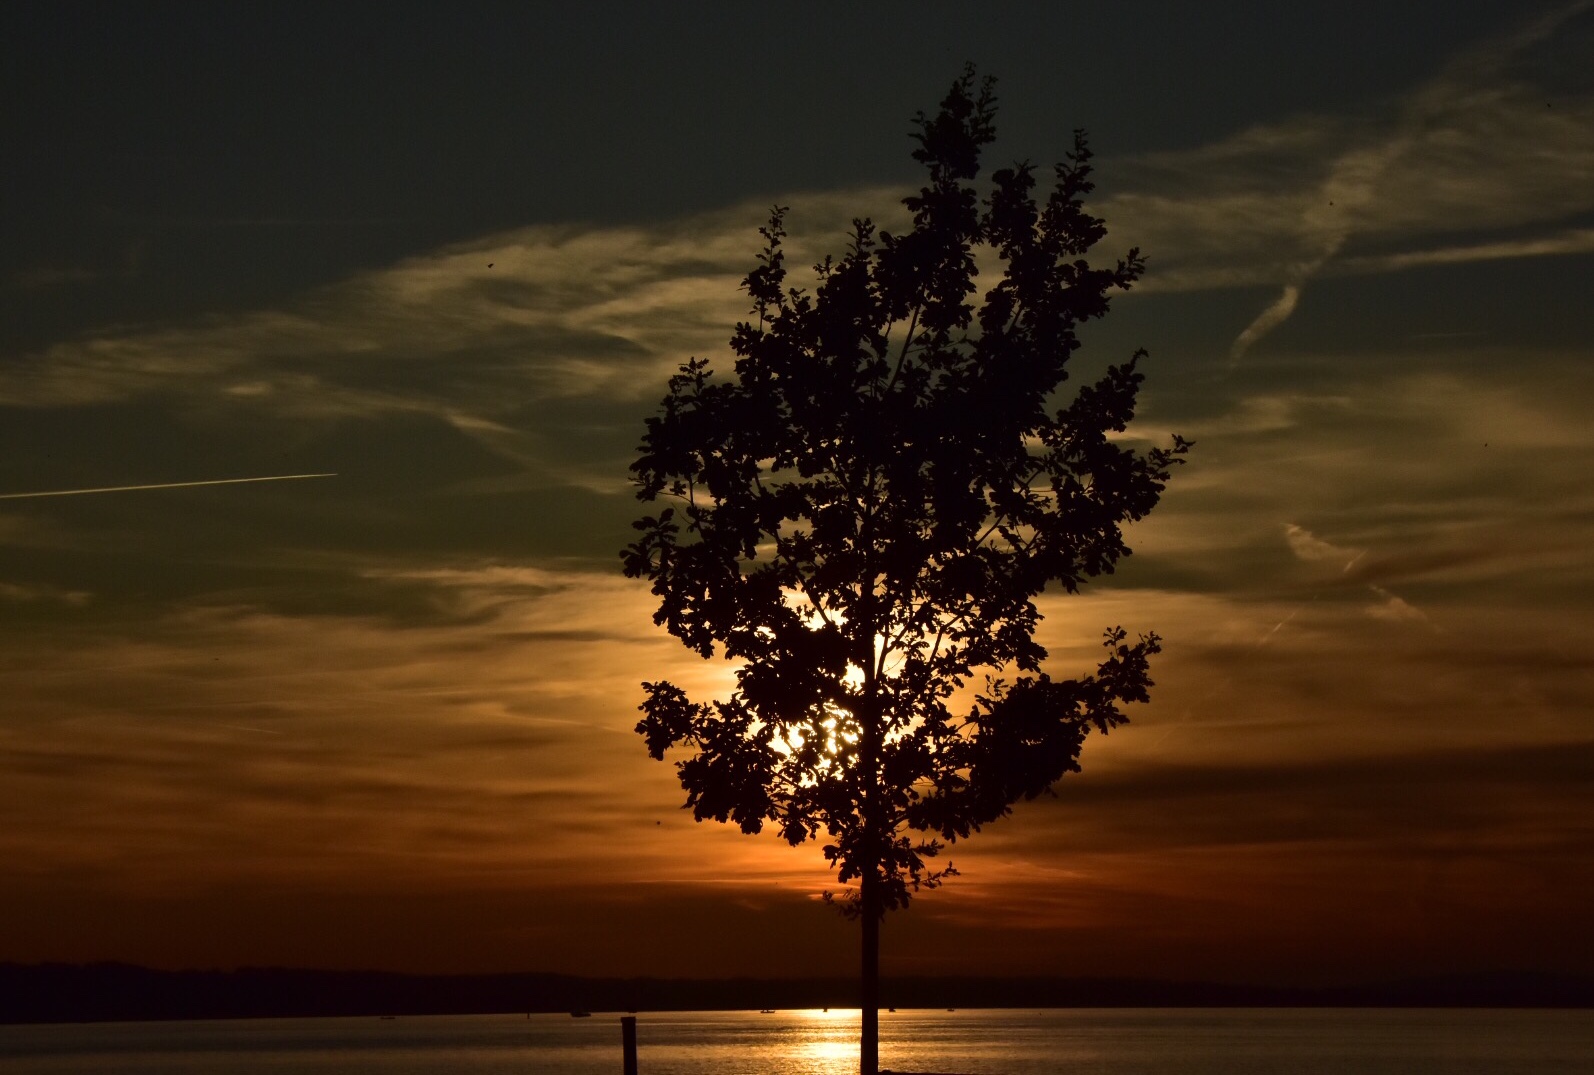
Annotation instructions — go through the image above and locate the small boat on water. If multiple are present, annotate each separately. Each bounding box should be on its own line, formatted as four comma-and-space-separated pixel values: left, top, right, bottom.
570, 1010, 592, 1018
759, 1008, 776, 1014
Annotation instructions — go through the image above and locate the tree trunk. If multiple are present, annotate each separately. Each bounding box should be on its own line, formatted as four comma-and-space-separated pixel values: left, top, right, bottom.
860, 864, 879, 1075
857, 589, 882, 1075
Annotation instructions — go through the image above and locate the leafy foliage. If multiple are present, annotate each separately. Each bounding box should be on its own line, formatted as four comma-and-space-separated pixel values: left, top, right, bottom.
623, 67, 1188, 917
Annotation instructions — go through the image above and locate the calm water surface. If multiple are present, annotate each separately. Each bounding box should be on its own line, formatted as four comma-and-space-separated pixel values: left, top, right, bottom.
2, 1008, 1592, 1074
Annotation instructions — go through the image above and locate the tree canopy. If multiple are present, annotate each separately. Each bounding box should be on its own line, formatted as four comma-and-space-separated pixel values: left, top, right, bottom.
622, 66, 1186, 1070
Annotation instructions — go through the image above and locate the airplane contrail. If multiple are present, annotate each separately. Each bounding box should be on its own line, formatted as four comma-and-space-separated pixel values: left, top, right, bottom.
0, 473, 336, 500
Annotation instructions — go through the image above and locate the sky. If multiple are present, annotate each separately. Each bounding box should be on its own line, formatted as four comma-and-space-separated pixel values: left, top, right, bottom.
2, 1, 1592, 987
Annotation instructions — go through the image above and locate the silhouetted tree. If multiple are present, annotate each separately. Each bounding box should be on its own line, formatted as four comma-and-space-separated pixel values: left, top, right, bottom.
623, 67, 1187, 1075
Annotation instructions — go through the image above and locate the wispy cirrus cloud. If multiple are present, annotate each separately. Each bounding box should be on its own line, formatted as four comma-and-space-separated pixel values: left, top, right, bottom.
1339, 228, 1594, 273
1096, 1, 1594, 360
0, 580, 91, 605
0, 188, 898, 416
0, 189, 911, 513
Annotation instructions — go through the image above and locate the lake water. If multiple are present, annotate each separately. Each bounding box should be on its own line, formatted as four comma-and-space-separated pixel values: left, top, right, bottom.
3, 1007, 1592, 1074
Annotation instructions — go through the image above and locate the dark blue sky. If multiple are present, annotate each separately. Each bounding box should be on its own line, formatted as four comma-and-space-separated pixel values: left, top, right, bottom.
1, 2, 1545, 342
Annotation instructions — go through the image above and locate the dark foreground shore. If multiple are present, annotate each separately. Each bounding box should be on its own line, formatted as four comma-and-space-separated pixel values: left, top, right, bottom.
4, 963, 1591, 1024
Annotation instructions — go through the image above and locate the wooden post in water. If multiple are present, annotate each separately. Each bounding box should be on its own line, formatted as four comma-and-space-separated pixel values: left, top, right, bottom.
620, 1015, 638, 1075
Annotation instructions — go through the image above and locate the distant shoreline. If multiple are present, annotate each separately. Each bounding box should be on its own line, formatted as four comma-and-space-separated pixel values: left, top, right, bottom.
3, 964, 1591, 1025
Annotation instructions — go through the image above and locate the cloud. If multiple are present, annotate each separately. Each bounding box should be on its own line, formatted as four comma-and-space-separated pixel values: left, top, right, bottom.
0, 562, 736, 889
1096, 1, 1594, 362
6, 5, 1587, 499
1228, 285, 1300, 363
0, 188, 902, 416
1283, 522, 1359, 568
4, 7, 1588, 441
0, 189, 920, 522
1340, 226, 1594, 274
1365, 585, 1430, 625
0, 580, 90, 605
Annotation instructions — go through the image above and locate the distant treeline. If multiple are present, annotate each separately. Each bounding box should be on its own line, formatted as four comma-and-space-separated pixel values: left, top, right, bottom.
3, 963, 1591, 1024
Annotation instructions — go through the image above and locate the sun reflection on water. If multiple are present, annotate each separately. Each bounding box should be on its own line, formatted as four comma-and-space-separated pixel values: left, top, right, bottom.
773, 1009, 863, 1075
800, 1037, 860, 1063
